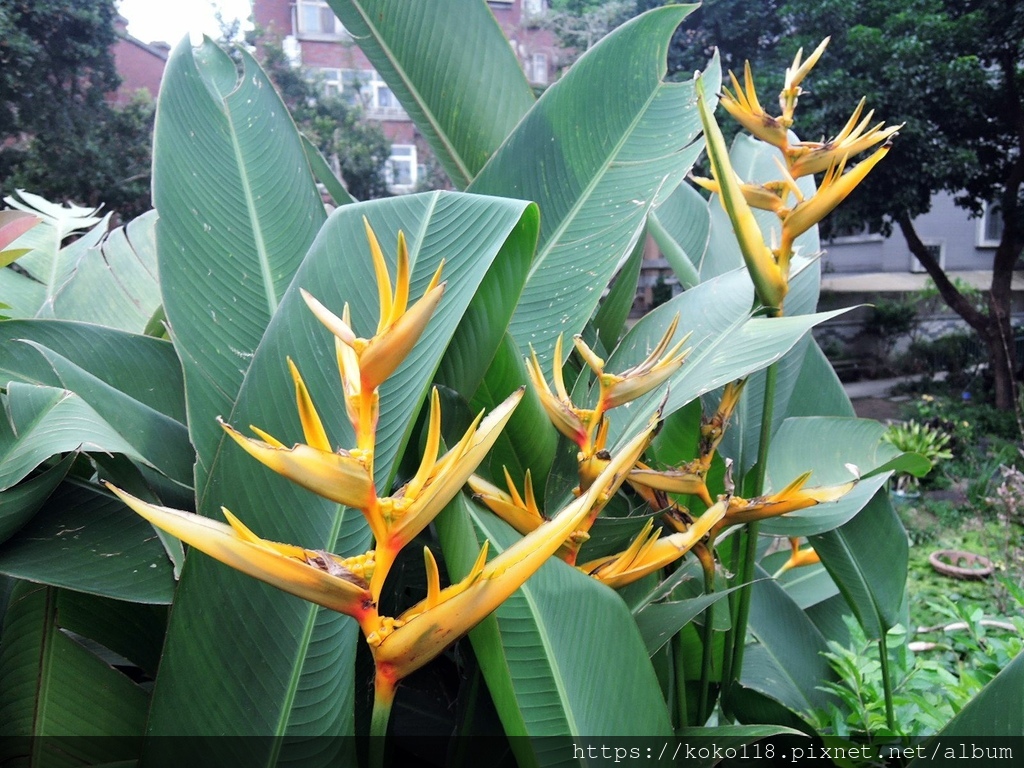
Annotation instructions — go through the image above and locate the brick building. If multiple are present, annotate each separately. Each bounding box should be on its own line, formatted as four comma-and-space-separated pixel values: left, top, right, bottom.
109, 15, 170, 106
252, 0, 560, 192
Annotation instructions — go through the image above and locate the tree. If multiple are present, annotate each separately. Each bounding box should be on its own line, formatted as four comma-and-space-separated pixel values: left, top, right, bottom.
252, 34, 392, 201
774, 0, 1024, 409
0, 0, 153, 218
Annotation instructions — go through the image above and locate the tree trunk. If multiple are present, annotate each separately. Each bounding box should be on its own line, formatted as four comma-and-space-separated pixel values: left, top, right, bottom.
898, 213, 1018, 410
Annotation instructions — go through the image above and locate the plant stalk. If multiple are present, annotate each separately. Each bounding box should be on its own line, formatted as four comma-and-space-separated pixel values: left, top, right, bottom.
370, 671, 397, 768
878, 631, 896, 732
726, 362, 779, 696
696, 544, 717, 725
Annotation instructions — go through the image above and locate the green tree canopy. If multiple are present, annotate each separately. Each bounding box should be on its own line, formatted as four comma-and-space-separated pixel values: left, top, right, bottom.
253, 35, 392, 201
0, 0, 152, 218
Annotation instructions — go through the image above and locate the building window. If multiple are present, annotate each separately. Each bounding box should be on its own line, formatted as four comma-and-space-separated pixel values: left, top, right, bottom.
295, 0, 348, 38
314, 67, 344, 99
527, 52, 548, 85
911, 241, 944, 273
386, 145, 418, 191
978, 202, 1004, 247
522, 0, 546, 17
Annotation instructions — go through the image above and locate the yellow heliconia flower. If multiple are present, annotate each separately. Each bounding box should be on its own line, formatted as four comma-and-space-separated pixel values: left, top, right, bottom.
369, 388, 524, 562
106, 485, 379, 630
526, 333, 592, 448
628, 460, 714, 507
526, 319, 687, 454
369, 419, 656, 687
300, 218, 445, 395
709, 472, 855, 537
573, 316, 690, 410
774, 536, 821, 576
779, 38, 830, 124
697, 76, 788, 313
469, 468, 590, 561
691, 174, 795, 217
780, 142, 892, 257
698, 380, 746, 470
787, 98, 901, 179
221, 419, 376, 510
580, 499, 727, 589
720, 61, 789, 150
468, 467, 545, 536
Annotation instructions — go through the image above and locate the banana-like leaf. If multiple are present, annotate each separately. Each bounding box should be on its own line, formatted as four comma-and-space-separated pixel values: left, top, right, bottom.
605, 271, 849, 450
470, 333, 559, 491
143, 194, 536, 762
649, 182, 709, 289
0, 384, 170, 491
0, 481, 175, 604
592, 231, 645, 352
436, 493, 673, 763
0, 583, 150, 752
17, 343, 192, 487
909, 653, 1024, 751
0, 453, 75, 545
326, 0, 535, 188
43, 211, 161, 333
301, 135, 356, 206
0, 192, 107, 319
758, 417, 911, 537
635, 587, 741, 657
469, 6, 714, 369
0, 320, 185, 424
809, 491, 908, 640
738, 568, 835, 719
153, 37, 328, 496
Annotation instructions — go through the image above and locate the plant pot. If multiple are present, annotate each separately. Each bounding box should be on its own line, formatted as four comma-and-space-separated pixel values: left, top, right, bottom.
928, 549, 994, 581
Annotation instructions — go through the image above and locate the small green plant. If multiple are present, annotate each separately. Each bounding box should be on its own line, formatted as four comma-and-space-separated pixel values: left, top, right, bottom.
884, 420, 953, 494
813, 603, 1023, 743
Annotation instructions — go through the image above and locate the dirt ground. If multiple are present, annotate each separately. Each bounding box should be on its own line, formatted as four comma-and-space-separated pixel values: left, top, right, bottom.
851, 397, 904, 422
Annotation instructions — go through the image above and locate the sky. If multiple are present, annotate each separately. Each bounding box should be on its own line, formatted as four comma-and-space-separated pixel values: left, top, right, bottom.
116, 0, 254, 46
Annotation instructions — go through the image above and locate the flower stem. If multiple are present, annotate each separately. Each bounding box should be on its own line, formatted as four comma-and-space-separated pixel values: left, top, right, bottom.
369, 671, 397, 768
696, 543, 717, 725
878, 631, 896, 732
726, 362, 779, 697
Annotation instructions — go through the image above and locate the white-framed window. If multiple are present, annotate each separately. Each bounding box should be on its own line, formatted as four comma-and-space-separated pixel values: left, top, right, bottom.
527, 52, 548, 85
522, 0, 546, 17
295, 0, 348, 39
386, 144, 418, 191
911, 240, 945, 273
363, 71, 404, 119
978, 201, 1004, 247
823, 221, 883, 244
314, 67, 344, 99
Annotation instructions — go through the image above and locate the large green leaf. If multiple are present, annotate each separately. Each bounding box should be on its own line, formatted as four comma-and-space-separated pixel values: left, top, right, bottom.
809, 491, 908, 640
469, 6, 714, 368
0, 583, 150, 754
45, 211, 161, 333
605, 273, 848, 451
0, 192, 106, 319
0, 320, 186, 423
153, 37, 328, 495
759, 417, 907, 537
143, 194, 536, 761
0, 384, 160, 491
739, 569, 835, 719
326, 0, 535, 188
649, 181, 709, 289
436, 494, 673, 763
0, 481, 175, 604
16, 344, 192, 487
909, 653, 1024, 752
0, 453, 75, 545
